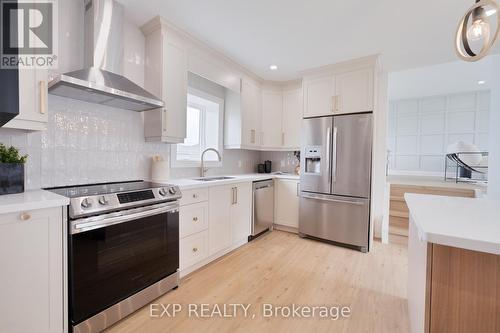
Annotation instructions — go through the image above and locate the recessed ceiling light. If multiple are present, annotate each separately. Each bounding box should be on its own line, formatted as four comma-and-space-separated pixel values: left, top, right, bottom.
478, 80, 486, 85
269, 65, 278, 71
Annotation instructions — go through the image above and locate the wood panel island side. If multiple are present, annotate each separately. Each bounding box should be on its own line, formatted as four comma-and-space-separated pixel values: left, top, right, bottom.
405, 194, 500, 333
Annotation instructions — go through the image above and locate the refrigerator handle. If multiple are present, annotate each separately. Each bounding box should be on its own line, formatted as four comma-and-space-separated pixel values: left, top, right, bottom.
301, 193, 365, 206
332, 127, 338, 183
326, 127, 332, 187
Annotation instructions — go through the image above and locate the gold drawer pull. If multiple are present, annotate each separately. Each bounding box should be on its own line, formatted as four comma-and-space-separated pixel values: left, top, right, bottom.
192, 247, 198, 252
20, 213, 31, 221
192, 217, 198, 222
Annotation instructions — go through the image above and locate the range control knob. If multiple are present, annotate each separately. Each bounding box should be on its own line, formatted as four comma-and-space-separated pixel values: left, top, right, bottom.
159, 188, 167, 196
98, 196, 109, 206
168, 187, 177, 195
81, 198, 93, 209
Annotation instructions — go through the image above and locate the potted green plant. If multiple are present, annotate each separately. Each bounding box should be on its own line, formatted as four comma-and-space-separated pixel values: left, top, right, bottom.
0, 144, 28, 195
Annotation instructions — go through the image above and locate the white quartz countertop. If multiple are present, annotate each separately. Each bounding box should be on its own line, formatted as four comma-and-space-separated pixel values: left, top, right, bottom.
405, 193, 500, 255
168, 173, 300, 190
0, 190, 69, 215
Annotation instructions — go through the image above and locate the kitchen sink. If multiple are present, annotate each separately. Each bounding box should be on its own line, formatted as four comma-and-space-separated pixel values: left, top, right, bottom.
193, 176, 235, 182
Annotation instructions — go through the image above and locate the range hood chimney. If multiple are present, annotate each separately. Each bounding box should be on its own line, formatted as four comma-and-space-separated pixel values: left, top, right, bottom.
48, 0, 164, 111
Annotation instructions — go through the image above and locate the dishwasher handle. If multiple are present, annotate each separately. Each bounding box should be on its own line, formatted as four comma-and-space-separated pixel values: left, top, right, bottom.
253, 179, 274, 190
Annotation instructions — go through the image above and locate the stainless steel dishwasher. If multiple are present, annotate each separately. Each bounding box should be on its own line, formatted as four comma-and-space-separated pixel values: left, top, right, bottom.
250, 179, 274, 241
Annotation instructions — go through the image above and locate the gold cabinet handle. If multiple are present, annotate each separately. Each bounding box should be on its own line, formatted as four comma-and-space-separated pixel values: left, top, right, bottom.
192, 216, 198, 222
40, 81, 47, 114
20, 213, 32, 221
192, 247, 198, 252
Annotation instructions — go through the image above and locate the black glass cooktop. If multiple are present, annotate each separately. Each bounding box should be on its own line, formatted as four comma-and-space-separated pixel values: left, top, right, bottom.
45, 180, 167, 198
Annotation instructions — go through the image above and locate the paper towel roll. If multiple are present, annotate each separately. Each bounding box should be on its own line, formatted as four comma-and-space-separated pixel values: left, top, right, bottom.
151, 156, 170, 182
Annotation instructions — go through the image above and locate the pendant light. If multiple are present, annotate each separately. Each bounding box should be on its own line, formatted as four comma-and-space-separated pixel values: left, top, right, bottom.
455, 0, 500, 61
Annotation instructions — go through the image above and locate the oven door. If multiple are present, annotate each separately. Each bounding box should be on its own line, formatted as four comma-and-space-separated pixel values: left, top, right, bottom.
68, 202, 179, 326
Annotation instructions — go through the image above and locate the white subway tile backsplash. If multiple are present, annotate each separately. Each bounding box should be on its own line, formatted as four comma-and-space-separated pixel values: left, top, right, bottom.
0, 95, 260, 190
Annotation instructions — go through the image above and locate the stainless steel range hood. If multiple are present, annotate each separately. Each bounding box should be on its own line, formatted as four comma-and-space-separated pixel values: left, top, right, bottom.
48, 0, 164, 111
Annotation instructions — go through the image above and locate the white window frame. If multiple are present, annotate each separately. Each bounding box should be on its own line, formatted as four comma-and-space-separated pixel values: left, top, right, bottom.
171, 87, 224, 168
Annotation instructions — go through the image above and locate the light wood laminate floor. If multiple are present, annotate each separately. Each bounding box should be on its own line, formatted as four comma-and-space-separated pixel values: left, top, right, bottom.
105, 231, 409, 333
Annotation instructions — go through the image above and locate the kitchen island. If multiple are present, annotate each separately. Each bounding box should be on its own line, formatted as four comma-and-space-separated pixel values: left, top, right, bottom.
405, 194, 500, 333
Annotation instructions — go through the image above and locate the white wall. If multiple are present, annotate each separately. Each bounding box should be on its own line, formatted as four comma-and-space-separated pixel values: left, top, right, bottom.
372, 69, 389, 241
388, 91, 490, 175
488, 55, 500, 198
388, 58, 495, 100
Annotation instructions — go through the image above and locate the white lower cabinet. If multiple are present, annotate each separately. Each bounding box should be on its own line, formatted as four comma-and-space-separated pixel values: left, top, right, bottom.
180, 230, 209, 270
275, 179, 300, 229
180, 182, 252, 276
179, 201, 208, 238
208, 185, 234, 255
0, 207, 65, 333
179, 200, 209, 274
209, 182, 252, 255
230, 182, 252, 245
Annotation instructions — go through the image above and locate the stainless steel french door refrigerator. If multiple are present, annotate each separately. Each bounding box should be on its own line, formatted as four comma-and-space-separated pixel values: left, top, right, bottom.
299, 113, 372, 252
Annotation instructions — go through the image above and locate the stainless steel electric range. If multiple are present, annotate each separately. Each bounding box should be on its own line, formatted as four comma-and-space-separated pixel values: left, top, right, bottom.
46, 180, 182, 333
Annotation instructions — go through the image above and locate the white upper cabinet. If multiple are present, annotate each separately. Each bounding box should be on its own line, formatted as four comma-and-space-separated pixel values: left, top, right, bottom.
226, 80, 303, 151
334, 68, 374, 115
282, 87, 302, 150
261, 89, 284, 149
242, 79, 262, 148
142, 17, 188, 143
4, 66, 48, 131
225, 78, 262, 149
303, 74, 335, 118
302, 58, 376, 118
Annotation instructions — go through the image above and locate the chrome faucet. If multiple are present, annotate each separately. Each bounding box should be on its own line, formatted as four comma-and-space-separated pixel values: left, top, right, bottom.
201, 148, 222, 177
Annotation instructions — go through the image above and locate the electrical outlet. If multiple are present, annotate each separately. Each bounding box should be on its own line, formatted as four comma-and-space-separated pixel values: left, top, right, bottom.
280, 160, 285, 168
238, 160, 242, 168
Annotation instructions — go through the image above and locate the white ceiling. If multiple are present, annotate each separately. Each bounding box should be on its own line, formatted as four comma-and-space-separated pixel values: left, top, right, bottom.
119, 0, 496, 81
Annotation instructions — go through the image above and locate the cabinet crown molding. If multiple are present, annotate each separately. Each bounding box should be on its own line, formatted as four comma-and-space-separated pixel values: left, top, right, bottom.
140, 16, 171, 35
300, 54, 380, 78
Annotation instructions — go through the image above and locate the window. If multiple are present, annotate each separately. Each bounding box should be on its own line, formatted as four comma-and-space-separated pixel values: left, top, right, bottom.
171, 88, 224, 167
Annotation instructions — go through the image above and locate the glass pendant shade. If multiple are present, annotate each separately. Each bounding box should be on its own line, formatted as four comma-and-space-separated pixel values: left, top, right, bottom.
455, 0, 500, 62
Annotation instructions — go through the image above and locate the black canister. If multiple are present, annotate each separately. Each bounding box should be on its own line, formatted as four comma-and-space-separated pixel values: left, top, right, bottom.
264, 160, 272, 173
257, 164, 265, 173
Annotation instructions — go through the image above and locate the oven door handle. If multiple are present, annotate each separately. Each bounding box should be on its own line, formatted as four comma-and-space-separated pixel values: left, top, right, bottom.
71, 202, 179, 234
